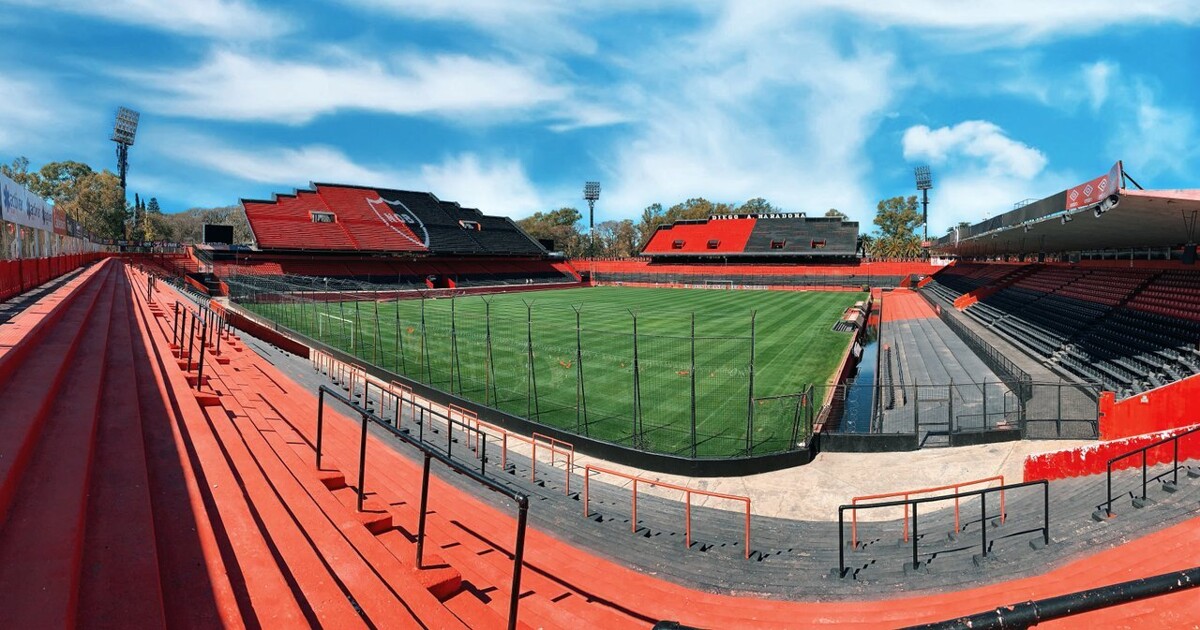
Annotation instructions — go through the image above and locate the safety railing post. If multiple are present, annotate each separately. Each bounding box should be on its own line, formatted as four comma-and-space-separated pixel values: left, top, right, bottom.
685, 490, 692, 548
416, 452, 432, 569
1043, 481, 1050, 546
357, 412, 369, 512
911, 503, 919, 570
196, 321, 207, 390
508, 499, 529, 630
186, 314, 196, 371
583, 467, 589, 517
172, 302, 179, 346
980, 491, 988, 557
631, 479, 638, 534
1174, 438, 1180, 486
838, 507, 846, 578
316, 388, 326, 469
1142, 452, 1149, 502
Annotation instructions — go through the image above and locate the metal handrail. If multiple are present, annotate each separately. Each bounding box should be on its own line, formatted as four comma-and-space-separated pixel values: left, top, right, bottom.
584, 464, 752, 559
315, 385, 529, 630
849, 476, 1006, 548
911, 565, 1200, 629
837, 479, 1048, 578
1098, 424, 1200, 518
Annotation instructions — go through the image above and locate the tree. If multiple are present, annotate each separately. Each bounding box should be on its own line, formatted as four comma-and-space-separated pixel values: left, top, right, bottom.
871, 195, 924, 259
825, 208, 846, 218
517, 207, 585, 256
637, 203, 665, 246
34, 161, 94, 204
163, 205, 252, 244
60, 171, 128, 239
0, 157, 35, 187
739, 197, 774, 214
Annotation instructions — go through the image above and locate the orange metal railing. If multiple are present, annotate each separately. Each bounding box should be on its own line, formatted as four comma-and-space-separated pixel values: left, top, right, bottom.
849, 475, 1006, 548
583, 464, 751, 559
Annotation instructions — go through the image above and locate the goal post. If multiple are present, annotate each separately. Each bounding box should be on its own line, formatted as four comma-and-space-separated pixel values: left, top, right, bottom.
702, 279, 735, 290
316, 309, 357, 352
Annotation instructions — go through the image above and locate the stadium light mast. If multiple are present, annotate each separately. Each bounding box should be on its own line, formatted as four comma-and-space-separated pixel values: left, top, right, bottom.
583, 181, 601, 257
914, 165, 933, 244
111, 106, 140, 191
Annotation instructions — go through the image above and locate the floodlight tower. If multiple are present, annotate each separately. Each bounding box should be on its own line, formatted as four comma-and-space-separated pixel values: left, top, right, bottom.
583, 181, 601, 257
111, 106, 140, 191
914, 165, 933, 243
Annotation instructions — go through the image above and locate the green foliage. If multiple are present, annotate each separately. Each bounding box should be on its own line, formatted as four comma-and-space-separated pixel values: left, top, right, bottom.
825, 208, 846, 218
868, 195, 924, 258
516, 207, 585, 256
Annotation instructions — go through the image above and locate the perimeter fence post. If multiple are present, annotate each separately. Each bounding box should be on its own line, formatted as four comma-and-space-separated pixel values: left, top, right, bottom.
747, 310, 757, 455
690, 312, 697, 458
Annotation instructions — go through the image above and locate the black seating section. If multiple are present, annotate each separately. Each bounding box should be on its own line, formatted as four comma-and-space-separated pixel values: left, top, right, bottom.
956, 265, 1200, 398
925, 263, 1028, 303
743, 217, 857, 255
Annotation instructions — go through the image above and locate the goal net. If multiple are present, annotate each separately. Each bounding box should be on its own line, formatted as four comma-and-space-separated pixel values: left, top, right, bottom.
701, 280, 735, 290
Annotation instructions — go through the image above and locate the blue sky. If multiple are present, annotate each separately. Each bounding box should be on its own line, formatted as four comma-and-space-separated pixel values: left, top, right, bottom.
0, 1, 1196, 234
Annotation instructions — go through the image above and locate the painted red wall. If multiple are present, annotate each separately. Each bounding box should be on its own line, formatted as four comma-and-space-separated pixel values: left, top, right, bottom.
1098, 373, 1200, 440
1024, 424, 1200, 482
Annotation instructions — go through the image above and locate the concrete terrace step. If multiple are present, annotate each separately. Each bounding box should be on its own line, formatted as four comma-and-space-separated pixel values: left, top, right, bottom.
76, 273, 167, 628
0, 265, 118, 628
0, 261, 113, 522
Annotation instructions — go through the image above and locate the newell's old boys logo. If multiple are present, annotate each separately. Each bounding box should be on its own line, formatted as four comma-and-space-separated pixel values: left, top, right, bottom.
365, 195, 429, 248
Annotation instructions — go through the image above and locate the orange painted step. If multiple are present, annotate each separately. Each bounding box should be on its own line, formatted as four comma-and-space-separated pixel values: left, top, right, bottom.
226, 399, 466, 622
197, 404, 371, 628
0, 263, 112, 523
0, 268, 117, 628
124, 276, 241, 628
129, 279, 311, 627
77, 277, 167, 628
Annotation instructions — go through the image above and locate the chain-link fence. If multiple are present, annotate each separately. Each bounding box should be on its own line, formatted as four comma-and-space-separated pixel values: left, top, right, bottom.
226, 272, 816, 458
591, 270, 904, 289
826, 378, 1099, 443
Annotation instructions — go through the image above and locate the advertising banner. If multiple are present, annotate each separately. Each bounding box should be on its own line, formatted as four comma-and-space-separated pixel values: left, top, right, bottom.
1066, 161, 1123, 211
0, 172, 24, 226
25, 194, 52, 232
53, 206, 67, 235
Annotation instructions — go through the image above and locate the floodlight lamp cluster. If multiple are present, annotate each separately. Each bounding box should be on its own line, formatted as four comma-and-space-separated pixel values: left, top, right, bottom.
111, 106, 140, 146
914, 165, 933, 190
583, 181, 601, 202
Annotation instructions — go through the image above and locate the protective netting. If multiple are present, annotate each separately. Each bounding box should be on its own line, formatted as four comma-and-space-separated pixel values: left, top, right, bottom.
229, 274, 824, 457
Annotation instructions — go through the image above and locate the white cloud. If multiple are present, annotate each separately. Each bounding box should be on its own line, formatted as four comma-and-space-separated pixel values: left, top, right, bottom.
798, 1, 1200, 44
903, 121, 1047, 179
902, 121, 1064, 232
127, 50, 571, 125
419, 154, 545, 217
342, 0, 636, 54
1109, 83, 1198, 178
1083, 61, 1115, 111
593, 10, 897, 226
148, 130, 545, 217
0, 0, 290, 39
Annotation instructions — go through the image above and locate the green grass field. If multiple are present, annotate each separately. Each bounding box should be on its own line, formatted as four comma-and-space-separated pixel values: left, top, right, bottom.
248, 286, 860, 457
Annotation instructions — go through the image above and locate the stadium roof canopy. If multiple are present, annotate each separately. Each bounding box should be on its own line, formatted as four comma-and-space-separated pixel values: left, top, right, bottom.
933, 162, 1200, 257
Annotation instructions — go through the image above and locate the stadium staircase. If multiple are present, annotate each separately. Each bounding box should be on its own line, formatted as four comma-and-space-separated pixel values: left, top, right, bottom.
0, 257, 1197, 627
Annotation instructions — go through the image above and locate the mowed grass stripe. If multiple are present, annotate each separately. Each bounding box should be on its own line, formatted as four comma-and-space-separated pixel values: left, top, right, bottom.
249, 286, 860, 457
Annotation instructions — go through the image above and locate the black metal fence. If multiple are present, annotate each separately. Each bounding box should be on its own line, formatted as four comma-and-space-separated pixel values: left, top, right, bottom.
827, 378, 1099, 445
226, 272, 818, 459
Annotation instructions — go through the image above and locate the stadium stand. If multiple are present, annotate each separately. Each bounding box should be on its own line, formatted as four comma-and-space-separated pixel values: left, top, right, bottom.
2, 255, 1199, 626
588, 258, 938, 289
642, 214, 859, 258
925, 263, 1200, 399
242, 184, 546, 257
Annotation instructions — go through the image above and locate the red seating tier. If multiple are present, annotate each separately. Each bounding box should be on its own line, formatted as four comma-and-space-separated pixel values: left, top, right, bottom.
642, 218, 757, 254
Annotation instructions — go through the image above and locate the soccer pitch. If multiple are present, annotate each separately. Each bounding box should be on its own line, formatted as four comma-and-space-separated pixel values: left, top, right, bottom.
248, 286, 860, 457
